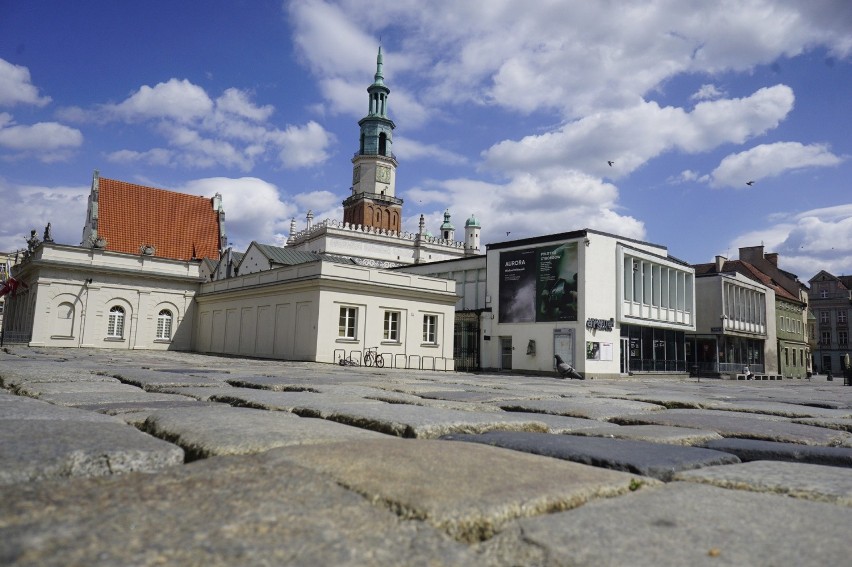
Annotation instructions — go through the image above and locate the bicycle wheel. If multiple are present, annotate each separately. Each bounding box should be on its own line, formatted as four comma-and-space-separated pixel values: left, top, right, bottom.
376, 355, 384, 368
364, 352, 374, 367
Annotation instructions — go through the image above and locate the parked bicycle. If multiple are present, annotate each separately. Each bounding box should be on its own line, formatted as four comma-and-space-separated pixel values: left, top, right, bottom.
338, 354, 359, 366
363, 346, 385, 368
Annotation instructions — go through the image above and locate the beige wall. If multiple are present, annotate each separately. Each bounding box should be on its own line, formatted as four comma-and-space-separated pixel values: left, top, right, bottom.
195, 261, 457, 367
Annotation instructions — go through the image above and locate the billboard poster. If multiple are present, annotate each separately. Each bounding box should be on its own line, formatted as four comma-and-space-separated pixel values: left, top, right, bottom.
498, 248, 537, 322
499, 241, 579, 323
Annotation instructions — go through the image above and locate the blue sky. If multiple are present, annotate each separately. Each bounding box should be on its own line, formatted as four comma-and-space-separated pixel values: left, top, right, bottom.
1, 0, 850, 280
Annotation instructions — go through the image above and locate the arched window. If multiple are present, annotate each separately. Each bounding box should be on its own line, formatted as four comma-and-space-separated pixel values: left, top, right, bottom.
157, 309, 173, 340
107, 306, 125, 338
378, 132, 387, 156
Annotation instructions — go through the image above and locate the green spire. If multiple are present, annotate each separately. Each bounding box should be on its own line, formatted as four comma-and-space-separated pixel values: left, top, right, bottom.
373, 46, 384, 87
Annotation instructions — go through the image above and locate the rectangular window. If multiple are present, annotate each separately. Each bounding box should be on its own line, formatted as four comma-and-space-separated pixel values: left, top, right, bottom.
422, 314, 438, 344
840, 331, 848, 345
383, 311, 400, 342
821, 330, 831, 346
338, 306, 357, 339
820, 311, 830, 324
784, 348, 789, 366
839, 311, 848, 324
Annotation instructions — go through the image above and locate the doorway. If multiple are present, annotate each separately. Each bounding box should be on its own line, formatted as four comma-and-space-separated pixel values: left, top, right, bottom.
620, 337, 630, 374
500, 337, 513, 370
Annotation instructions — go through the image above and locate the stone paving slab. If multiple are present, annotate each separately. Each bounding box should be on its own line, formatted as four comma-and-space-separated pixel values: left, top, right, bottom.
105, 368, 228, 391
74, 400, 212, 427
156, 385, 240, 401
569, 424, 724, 445
674, 460, 852, 506
11, 380, 147, 397
613, 408, 852, 446
441, 431, 740, 481
0, 452, 477, 567
499, 397, 665, 421
0, 367, 119, 387
269, 438, 657, 543
0, 420, 184, 486
293, 400, 550, 438
27, 389, 197, 408
0, 393, 124, 423
204, 387, 384, 412
498, 411, 621, 434
143, 405, 388, 460
699, 438, 852, 467
793, 416, 852, 433
481, 482, 852, 567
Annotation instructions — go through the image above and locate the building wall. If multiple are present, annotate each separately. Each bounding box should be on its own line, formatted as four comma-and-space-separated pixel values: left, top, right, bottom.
8, 244, 201, 350
194, 261, 457, 367
482, 231, 695, 377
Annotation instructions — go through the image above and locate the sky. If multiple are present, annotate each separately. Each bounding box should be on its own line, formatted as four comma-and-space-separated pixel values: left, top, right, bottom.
1, 0, 851, 281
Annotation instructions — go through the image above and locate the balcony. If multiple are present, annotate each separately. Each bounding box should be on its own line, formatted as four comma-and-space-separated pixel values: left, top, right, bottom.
343, 192, 403, 207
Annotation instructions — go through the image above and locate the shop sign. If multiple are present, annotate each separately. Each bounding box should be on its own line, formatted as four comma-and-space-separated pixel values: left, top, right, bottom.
586, 317, 615, 332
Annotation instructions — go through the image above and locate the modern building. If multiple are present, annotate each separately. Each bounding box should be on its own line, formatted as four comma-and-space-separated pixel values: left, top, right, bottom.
478, 230, 695, 377
808, 270, 852, 375
690, 248, 812, 379
690, 257, 774, 377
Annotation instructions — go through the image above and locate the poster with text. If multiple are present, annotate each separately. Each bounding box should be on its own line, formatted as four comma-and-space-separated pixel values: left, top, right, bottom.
536, 242, 579, 322
499, 242, 579, 323
499, 248, 537, 322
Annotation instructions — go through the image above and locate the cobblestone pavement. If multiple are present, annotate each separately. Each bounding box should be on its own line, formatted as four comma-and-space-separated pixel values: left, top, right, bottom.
1, 346, 851, 566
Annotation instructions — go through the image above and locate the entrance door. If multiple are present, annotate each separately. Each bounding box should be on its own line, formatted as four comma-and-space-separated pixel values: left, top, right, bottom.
822, 355, 832, 374
500, 337, 513, 370
620, 337, 630, 374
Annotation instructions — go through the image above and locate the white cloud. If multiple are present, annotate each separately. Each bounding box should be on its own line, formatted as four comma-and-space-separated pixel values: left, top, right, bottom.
274, 121, 334, 168
726, 203, 852, 278
482, 85, 794, 179
178, 177, 297, 250
690, 84, 726, 101
215, 88, 274, 122
105, 148, 174, 167
293, 190, 338, 212
0, 59, 51, 107
290, 1, 852, 120
393, 137, 467, 165
0, 113, 83, 162
63, 78, 334, 172
400, 168, 644, 245
108, 79, 213, 123
710, 142, 844, 188
0, 178, 89, 252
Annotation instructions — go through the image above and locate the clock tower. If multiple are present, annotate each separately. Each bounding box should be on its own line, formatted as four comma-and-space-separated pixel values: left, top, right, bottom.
343, 47, 403, 232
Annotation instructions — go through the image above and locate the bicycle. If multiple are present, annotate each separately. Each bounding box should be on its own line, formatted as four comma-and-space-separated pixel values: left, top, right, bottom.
363, 347, 384, 368
338, 354, 359, 366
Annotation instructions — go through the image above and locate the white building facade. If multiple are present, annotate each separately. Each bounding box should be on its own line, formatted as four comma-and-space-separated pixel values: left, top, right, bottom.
4, 243, 200, 350
481, 230, 695, 378
195, 261, 458, 369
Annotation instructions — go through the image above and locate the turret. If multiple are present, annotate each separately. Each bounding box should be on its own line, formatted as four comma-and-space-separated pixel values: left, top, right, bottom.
464, 214, 481, 255
440, 210, 455, 241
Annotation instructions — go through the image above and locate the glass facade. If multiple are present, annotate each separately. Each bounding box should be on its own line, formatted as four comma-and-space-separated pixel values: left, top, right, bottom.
620, 324, 686, 372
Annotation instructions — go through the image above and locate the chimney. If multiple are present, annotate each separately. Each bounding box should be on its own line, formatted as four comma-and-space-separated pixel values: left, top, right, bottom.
765, 252, 778, 266
715, 255, 727, 272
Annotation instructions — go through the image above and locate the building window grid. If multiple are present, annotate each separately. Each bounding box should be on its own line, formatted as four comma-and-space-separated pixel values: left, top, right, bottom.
422, 314, 438, 344
156, 309, 173, 340
838, 311, 847, 324
821, 330, 831, 346
840, 331, 848, 346
339, 306, 357, 339
383, 311, 400, 341
820, 310, 830, 324
107, 306, 125, 338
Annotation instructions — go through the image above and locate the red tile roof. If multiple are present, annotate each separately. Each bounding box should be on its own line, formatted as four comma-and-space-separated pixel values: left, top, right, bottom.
98, 178, 220, 261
